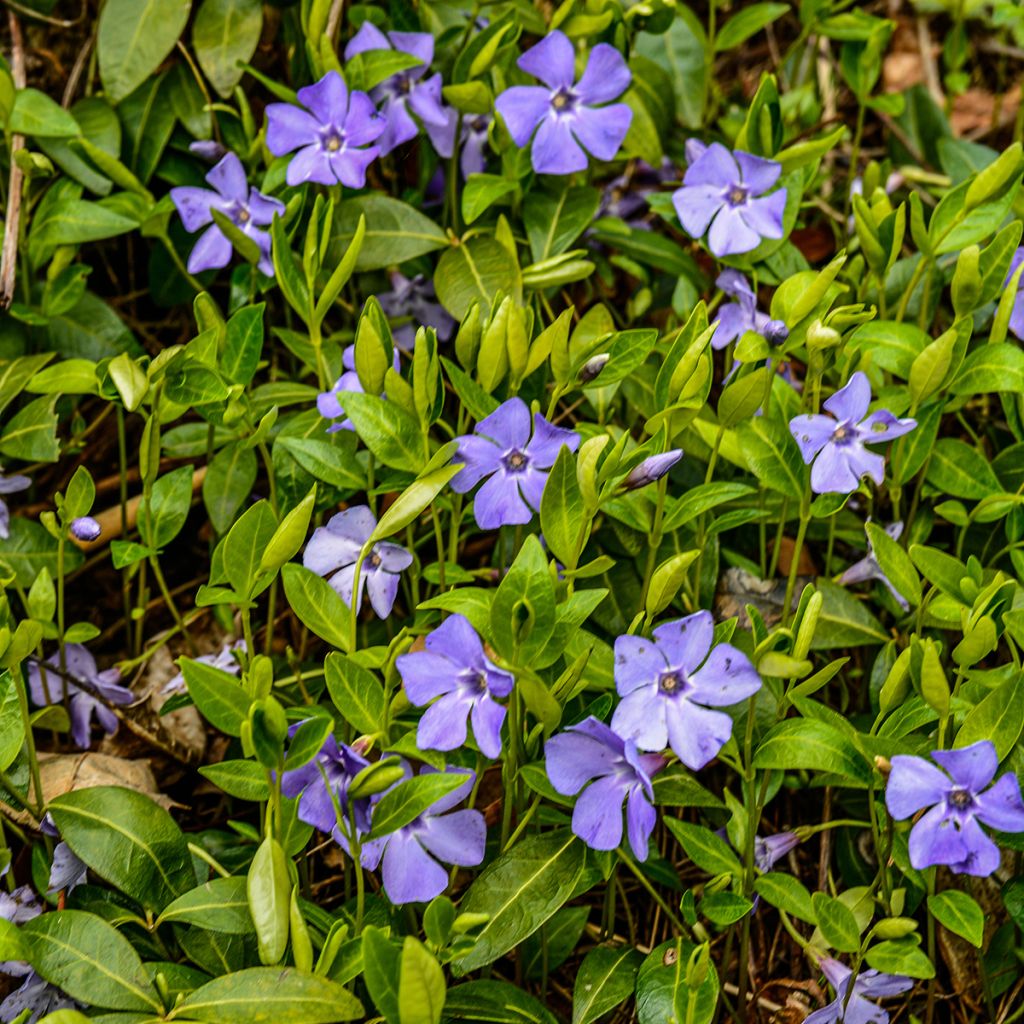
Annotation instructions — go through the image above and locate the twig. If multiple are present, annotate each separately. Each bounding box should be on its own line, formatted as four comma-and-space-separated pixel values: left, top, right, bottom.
0, 8, 25, 309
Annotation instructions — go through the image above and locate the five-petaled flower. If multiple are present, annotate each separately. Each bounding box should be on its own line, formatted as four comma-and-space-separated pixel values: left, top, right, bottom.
170, 152, 284, 276
361, 767, 486, 905
1005, 246, 1024, 341
344, 25, 449, 155
282, 732, 372, 834
266, 70, 384, 188
317, 344, 400, 434
885, 739, 1024, 876
545, 716, 665, 860
397, 613, 514, 759
163, 639, 245, 695
790, 372, 916, 494
611, 610, 761, 770
27, 645, 134, 750
451, 397, 580, 530
303, 506, 412, 618
495, 30, 632, 175
673, 142, 786, 257
712, 270, 789, 350
839, 521, 909, 611
804, 958, 913, 1024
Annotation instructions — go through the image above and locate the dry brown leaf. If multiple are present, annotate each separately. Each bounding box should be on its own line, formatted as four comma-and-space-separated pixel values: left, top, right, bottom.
950, 85, 1022, 137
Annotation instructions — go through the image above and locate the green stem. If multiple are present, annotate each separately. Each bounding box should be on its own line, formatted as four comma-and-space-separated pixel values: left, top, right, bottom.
782, 501, 811, 627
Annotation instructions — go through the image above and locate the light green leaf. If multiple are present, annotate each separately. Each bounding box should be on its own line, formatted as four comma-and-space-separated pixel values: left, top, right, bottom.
193, 0, 263, 97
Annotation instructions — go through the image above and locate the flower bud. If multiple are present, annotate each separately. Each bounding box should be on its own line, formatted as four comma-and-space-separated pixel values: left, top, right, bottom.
70, 516, 101, 542
623, 449, 683, 490
763, 319, 789, 345
872, 917, 919, 940
579, 353, 610, 383
805, 319, 842, 350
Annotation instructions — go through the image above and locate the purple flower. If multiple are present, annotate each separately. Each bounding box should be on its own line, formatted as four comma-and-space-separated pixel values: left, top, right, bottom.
545, 716, 665, 860
163, 639, 245, 695
494, 30, 632, 175
379, 273, 456, 350
0, 470, 30, 540
170, 152, 284, 276
623, 450, 683, 491
805, 958, 913, 1024
362, 767, 486, 905
672, 142, 786, 257
344, 25, 448, 155
754, 831, 801, 871
317, 344, 400, 434
0, 971, 76, 1022
303, 505, 413, 618
610, 611, 761, 771
0, 885, 40, 927
712, 270, 788, 350
1005, 247, 1024, 341
451, 397, 580, 530
790, 373, 916, 495
428, 112, 492, 178
70, 516, 101, 542
282, 733, 372, 834
265, 71, 384, 188
48, 841, 87, 895
27, 645, 134, 749
885, 739, 1024, 876
839, 522, 908, 611
189, 139, 229, 163
397, 614, 514, 758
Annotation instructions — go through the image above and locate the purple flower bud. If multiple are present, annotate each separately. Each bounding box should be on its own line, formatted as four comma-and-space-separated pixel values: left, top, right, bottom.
624, 450, 683, 490
754, 831, 801, 871
189, 139, 228, 163
70, 516, 101, 542
579, 353, 610, 383
763, 319, 789, 345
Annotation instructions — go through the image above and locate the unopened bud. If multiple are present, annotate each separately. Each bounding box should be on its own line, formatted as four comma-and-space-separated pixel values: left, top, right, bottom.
763, 319, 789, 345
70, 516, 101, 542
579, 353, 610, 383
623, 449, 683, 490
806, 319, 842, 350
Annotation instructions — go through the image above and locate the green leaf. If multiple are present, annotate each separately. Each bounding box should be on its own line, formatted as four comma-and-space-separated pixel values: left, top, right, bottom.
635, 938, 718, 1024
451, 829, 597, 974
0, 518, 82, 587
259, 486, 316, 575
48, 787, 194, 912
24, 910, 161, 1012
0, 670, 25, 772
925, 438, 1001, 499
927, 890, 984, 948
169, 966, 364, 1022
329, 195, 448, 272
158, 877, 253, 933
199, 759, 270, 801
203, 442, 257, 535
283, 715, 333, 772
753, 872, 815, 923
445, 980, 559, 1024
738, 416, 806, 501
664, 820, 742, 876
524, 186, 600, 262
140, 465, 195, 550
180, 657, 252, 736
865, 521, 921, 607
398, 937, 445, 1024
434, 236, 521, 321
281, 563, 351, 652
193, 0, 263, 98
222, 303, 265, 386
572, 945, 643, 1024
714, 2, 788, 50
0, 396, 59, 462
955, 672, 1024, 760
950, 344, 1024, 395
848, 321, 928, 378
462, 174, 518, 225
275, 436, 365, 492
0, 355, 54, 417
98, 0, 192, 104
701, 891, 754, 925
337, 390, 423, 472
864, 938, 936, 978
812, 892, 862, 952
220, 500, 277, 597
811, 579, 888, 649
325, 652, 384, 735
753, 718, 871, 784
369, 773, 468, 839
32, 200, 137, 247
362, 926, 401, 1024
370, 462, 463, 542
540, 445, 585, 567
490, 534, 556, 662
248, 837, 290, 965
9, 88, 80, 137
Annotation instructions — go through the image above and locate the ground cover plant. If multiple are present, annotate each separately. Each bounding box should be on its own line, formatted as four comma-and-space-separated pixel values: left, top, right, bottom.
1, 0, 1024, 1021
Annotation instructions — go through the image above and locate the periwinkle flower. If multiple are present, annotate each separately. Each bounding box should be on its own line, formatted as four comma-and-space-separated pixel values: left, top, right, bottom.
839, 522, 908, 611
495, 30, 632, 175
805, 958, 913, 1024
428, 112, 492, 178
282, 733, 372, 834
170, 152, 284, 277
379, 273, 456, 350
545, 716, 666, 860
789, 372, 916, 494
0, 971, 76, 1022
27, 645, 134, 749
623, 449, 683, 491
317, 344, 401, 434
265, 70, 384, 188
0, 470, 30, 540
611, 611, 761, 771
70, 516, 101, 542
712, 270, 788, 350
396, 613, 514, 758
362, 767, 485, 905
754, 831, 801, 871
189, 139, 229, 163
48, 841, 87, 895
303, 505, 412, 618
344, 25, 448, 155
162, 639, 245, 695
0, 884, 40, 928
885, 739, 1024, 876
452, 397, 580, 530
672, 142, 786, 257
1005, 247, 1024, 341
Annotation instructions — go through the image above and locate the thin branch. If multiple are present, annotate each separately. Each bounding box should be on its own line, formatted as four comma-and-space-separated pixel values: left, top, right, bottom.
0, 7, 26, 309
